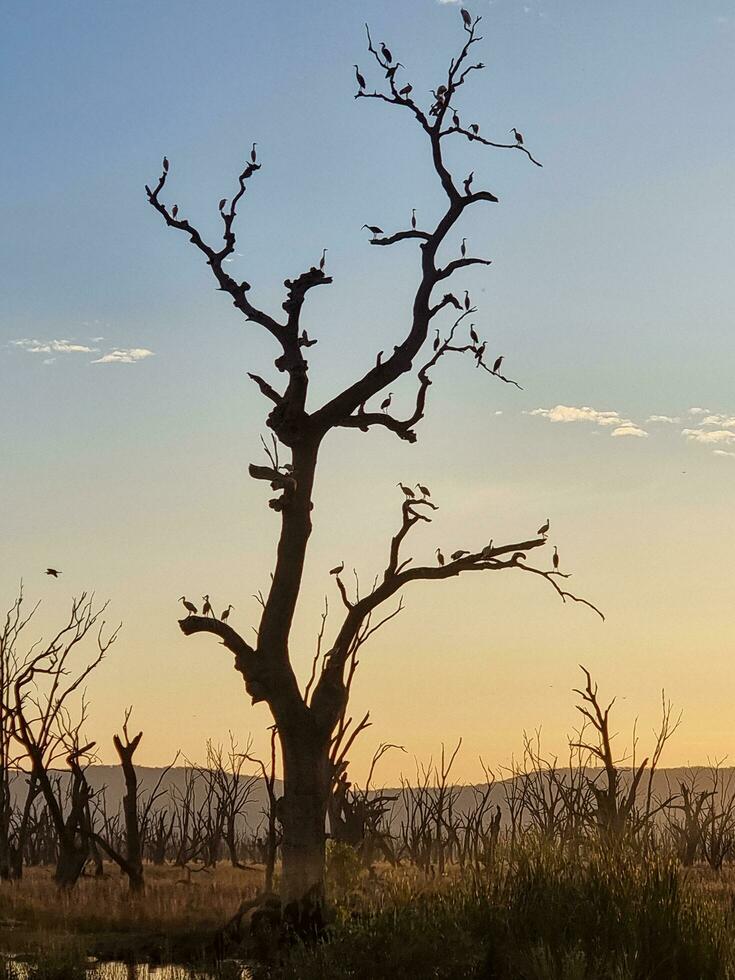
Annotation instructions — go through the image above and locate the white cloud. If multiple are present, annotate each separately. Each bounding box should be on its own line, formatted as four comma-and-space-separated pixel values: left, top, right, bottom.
91, 348, 155, 365
699, 414, 735, 429
688, 407, 710, 416
611, 425, 648, 438
682, 428, 735, 445
529, 405, 624, 427
647, 415, 680, 424
713, 450, 735, 458
13, 338, 98, 355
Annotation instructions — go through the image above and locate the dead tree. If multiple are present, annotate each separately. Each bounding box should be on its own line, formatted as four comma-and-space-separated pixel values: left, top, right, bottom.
109, 709, 145, 892
147, 10, 600, 913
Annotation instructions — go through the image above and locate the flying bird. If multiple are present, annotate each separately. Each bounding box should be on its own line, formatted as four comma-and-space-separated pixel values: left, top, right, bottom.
398, 483, 415, 499
250, 142, 258, 162
469, 324, 479, 345
329, 562, 345, 576
451, 550, 470, 561
380, 42, 393, 63
511, 127, 524, 145
433, 329, 441, 352
537, 519, 550, 537
552, 546, 559, 570
411, 208, 417, 230
218, 198, 227, 211
319, 248, 327, 270
45, 568, 61, 578
436, 548, 445, 566
492, 355, 504, 374
461, 7, 473, 28
463, 172, 474, 195
380, 392, 393, 412
221, 604, 234, 622
416, 483, 431, 498
179, 596, 197, 615
460, 238, 466, 258
362, 224, 384, 236
202, 594, 213, 617
354, 65, 366, 90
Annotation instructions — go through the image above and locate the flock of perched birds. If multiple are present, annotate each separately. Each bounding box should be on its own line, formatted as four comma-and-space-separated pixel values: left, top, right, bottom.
179, 595, 234, 621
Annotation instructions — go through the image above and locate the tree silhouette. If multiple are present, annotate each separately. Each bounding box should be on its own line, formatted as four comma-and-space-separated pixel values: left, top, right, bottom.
147, 11, 601, 920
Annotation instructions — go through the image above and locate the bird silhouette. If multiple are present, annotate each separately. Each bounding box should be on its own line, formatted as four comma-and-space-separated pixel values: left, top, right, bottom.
492, 355, 504, 373
436, 548, 445, 566
380, 392, 393, 412
452, 111, 461, 129
537, 519, 550, 537
444, 293, 462, 310
319, 248, 327, 270
202, 595, 213, 617
380, 42, 393, 63
362, 224, 384, 236
475, 342, 486, 364
433, 329, 441, 352
461, 7, 473, 29
398, 483, 415, 499
45, 568, 61, 577
179, 596, 197, 616
171, 205, 178, 218
385, 63, 403, 80
464, 290, 471, 310
469, 123, 480, 139
481, 540, 494, 558
329, 562, 345, 576
411, 208, 417, 229
463, 172, 474, 195
469, 324, 479, 345
221, 604, 234, 622
162, 156, 169, 172
218, 197, 227, 211
461, 238, 467, 258
416, 483, 431, 498
250, 142, 258, 162
354, 65, 366, 90
552, 546, 559, 570
451, 550, 470, 560
399, 83, 413, 97
511, 127, 524, 145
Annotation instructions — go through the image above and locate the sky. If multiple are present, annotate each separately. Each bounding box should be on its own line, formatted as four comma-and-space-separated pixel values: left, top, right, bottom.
1, 0, 734, 784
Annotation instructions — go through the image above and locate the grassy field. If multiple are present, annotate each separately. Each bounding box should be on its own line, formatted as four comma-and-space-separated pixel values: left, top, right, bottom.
2, 843, 735, 978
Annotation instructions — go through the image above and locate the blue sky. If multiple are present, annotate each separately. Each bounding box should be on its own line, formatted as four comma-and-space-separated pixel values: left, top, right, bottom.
1, 1, 734, 778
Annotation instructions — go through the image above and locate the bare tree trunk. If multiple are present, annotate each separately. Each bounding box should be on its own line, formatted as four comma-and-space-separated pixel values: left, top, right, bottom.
113, 720, 145, 894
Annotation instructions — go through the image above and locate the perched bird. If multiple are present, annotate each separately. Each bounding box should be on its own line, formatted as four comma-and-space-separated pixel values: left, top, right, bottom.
460, 238, 467, 258
202, 594, 213, 617
397, 482, 415, 499
511, 127, 524, 145
362, 224, 384, 236
162, 156, 169, 172
399, 83, 413, 97
463, 172, 474, 195
380, 392, 393, 412
537, 519, 550, 537
469, 324, 479, 345
385, 63, 403, 80
433, 329, 441, 352
552, 546, 559, 570
179, 596, 197, 615
329, 562, 345, 576
436, 84, 447, 97
464, 290, 471, 310
45, 568, 61, 577
436, 548, 445, 566
451, 550, 470, 561
444, 293, 461, 309
461, 7, 473, 28
319, 248, 327, 271
354, 65, 366, 90
416, 483, 431, 498
221, 604, 234, 622
172, 205, 178, 218
218, 197, 227, 211
411, 208, 417, 230
475, 341, 486, 364
250, 142, 258, 162
469, 123, 480, 138
381, 42, 393, 63
452, 111, 460, 129
481, 540, 494, 558
492, 355, 504, 374
512, 552, 527, 562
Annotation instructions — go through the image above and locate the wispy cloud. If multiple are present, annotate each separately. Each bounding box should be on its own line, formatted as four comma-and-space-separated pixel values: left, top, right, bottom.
528, 405, 624, 427
699, 414, 735, 429
611, 425, 648, 439
13, 338, 99, 355
91, 348, 155, 365
713, 449, 735, 458
647, 414, 680, 424
688, 407, 710, 416
681, 428, 735, 446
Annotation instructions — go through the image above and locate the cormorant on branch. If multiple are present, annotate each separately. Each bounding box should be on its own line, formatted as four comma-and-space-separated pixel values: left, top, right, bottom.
172, 205, 178, 218
218, 198, 227, 212
436, 548, 445, 566
380, 392, 393, 411
461, 238, 466, 258
537, 519, 550, 537
354, 65, 366, 90
319, 248, 327, 270
250, 142, 258, 163
221, 604, 234, 622
464, 172, 474, 195
433, 329, 441, 351
451, 550, 470, 560
469, 324, 479, 345
202, 595, 213, 617
411, 208, 417, 229
464, 290, 471, 310
492, 355, 504, 373
399, 83, 412, 97
162, 156, 169, 172
461, 7, 473, 29
552, 546, 559, 570
381, 42, 393, 63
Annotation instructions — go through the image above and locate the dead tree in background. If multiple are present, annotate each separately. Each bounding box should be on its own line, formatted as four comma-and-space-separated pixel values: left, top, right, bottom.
108, 709, 145, 892
147, 9, 601, 914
